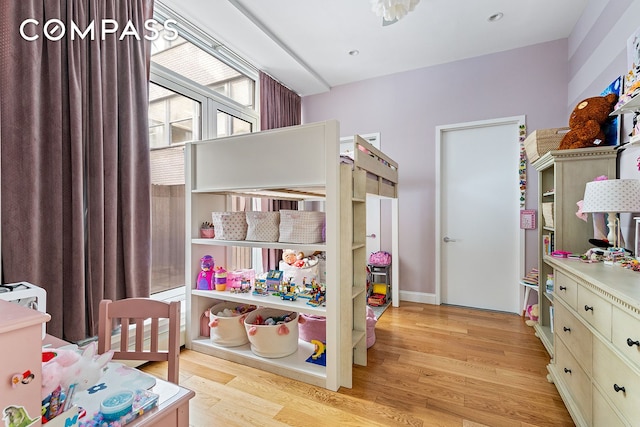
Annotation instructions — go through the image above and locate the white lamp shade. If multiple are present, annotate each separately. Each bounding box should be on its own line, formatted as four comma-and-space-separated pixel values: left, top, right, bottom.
582, 179, 640, 213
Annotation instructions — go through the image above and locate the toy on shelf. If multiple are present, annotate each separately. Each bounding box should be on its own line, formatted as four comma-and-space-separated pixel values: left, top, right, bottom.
252, 279, 268, 296
214, 267, 227, 291
265, 269, 283, 292
368, 282, 387, 307
279, 279, 298, 301
199, 222, 214, 238
196, 255, 214, 290
300, 278, 326, 307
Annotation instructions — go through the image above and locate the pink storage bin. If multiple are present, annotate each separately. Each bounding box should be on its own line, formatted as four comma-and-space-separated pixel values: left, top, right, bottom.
366, 306, 377, 348
299, 314, 326, 342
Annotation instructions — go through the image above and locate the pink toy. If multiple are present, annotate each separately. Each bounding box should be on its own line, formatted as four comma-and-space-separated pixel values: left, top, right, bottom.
41, 348, 81, 399
196, 255, 215, 290
60, 342, 113, 392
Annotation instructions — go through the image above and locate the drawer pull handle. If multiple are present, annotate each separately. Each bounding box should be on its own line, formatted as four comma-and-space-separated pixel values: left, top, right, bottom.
584, 305, 594, 312
563, 326, 571, 332
559, 286, 567, 291
564, 368, 572, 374
627, 338, 640, 347
614, 384, 626, 393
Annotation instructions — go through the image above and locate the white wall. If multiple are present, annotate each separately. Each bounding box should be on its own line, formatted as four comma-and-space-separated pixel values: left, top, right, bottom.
303, 40, 570, 297
568, 1, 640, 250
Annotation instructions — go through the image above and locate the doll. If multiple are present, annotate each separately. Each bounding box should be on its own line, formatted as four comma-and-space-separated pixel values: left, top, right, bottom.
196, 255, 215, 290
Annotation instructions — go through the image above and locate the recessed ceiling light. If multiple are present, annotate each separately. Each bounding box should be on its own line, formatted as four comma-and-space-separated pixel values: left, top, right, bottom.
348, 50, 360, 56
488, 12, 504, 22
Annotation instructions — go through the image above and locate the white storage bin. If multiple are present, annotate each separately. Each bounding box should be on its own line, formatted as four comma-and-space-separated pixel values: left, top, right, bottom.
209, 302, 256, 347
245, 211, 280, 242
244, 308, 299, 358
278, 210, 325, 244
211, 211, 247, 240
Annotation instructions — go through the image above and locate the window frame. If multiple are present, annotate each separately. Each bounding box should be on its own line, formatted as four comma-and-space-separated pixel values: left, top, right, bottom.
149, 5, 259, 300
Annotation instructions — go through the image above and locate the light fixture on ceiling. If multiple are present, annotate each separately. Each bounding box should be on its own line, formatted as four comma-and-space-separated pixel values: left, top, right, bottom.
488, 12, 504, 22
371, 0, 421, 26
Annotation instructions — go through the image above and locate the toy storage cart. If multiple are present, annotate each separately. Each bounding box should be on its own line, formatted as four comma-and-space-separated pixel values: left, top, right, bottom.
368, 264, 391, 305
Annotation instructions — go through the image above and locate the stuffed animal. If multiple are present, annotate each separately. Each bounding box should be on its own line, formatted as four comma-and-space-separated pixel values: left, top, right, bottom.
558, 93, 618, 150
42, 343, 112, 400
58, 342, 113, 393
41, 347, 82, 399
525, 304, 539, 327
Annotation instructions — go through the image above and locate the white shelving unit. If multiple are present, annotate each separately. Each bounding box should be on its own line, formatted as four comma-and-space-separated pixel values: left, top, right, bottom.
184, 121, 399, 391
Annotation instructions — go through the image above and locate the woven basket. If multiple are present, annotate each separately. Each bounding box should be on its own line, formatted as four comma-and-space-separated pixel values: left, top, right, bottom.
524, 128, 569, 163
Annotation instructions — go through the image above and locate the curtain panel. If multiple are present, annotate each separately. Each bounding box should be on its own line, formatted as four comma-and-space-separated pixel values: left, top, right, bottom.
259, 72, 301, 270
0, 0, 153, 342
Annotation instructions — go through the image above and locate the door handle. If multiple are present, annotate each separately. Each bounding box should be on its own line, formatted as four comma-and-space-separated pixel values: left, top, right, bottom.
366, 234, 377, 238
443, 237, 457, 243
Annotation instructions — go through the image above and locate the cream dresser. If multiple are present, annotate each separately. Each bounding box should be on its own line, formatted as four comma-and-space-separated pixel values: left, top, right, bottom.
546, 256, 640, 426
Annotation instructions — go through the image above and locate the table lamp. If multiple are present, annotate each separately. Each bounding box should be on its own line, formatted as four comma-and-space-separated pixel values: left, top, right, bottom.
582, 179, 640, 249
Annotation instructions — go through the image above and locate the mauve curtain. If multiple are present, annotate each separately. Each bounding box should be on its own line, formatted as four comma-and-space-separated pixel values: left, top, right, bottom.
0, 0, 153, 342
259, 71, 301, 270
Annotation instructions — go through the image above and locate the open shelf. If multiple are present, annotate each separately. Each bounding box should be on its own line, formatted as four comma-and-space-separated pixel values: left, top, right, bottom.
611, 94, 640, 115
191, 238, 326, 251
193, 289, 326, 316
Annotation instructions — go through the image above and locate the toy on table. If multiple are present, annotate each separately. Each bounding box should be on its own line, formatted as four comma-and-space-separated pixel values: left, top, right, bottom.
41, 342, 113, 424
196, 255, 215, 290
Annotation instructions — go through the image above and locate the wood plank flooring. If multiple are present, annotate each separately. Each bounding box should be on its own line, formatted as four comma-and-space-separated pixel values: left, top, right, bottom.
140, 302, 574, 426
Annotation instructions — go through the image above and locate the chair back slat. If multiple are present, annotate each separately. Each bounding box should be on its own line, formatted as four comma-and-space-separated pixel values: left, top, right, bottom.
120, 318, 130, 353
150, 318, 159, 353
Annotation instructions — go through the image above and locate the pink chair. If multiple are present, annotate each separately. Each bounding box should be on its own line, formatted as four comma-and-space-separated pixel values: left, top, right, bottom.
98, 298, 181, 384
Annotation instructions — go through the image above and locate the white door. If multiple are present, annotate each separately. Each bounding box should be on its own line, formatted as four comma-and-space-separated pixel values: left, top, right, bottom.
436, 117, 524, 313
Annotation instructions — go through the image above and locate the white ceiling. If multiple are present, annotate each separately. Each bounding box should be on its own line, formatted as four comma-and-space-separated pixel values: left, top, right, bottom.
159, 0, 589, 96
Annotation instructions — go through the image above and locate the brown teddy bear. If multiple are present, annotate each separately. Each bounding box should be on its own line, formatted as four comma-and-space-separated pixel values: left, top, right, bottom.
558, 93, 618, 150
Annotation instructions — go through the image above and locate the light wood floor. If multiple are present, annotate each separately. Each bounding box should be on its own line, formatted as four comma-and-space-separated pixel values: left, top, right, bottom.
140, 302, 574, 427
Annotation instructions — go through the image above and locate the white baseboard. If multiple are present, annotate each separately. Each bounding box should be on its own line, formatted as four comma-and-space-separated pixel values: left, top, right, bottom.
398, 290, 437, 305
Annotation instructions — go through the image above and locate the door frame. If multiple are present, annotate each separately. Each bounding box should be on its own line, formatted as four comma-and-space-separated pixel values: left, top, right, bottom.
434, 116, 526, 308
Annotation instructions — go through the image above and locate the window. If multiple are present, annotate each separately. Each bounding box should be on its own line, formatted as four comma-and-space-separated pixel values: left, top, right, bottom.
148, 5, 259, 295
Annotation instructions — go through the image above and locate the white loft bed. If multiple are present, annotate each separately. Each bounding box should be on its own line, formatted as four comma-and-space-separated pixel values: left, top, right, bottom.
185, 120, 399, 391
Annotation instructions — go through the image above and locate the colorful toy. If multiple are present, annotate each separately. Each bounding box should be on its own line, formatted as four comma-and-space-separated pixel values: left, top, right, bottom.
265, 269, 283, 292
525, 304, 539, 326
196, 255, 214, 290
214, 266, 227, 291
252, 279, 268, 296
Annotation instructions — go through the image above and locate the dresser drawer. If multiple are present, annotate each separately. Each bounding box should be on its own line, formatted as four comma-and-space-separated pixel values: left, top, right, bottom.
593, 339, 640, 422
554, 337, 592, 424
555, 301, 592, 375
612, 306, 640, 371
593, 384, 628, 427
554, 270, 578, 310
577, 285, 612, 340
